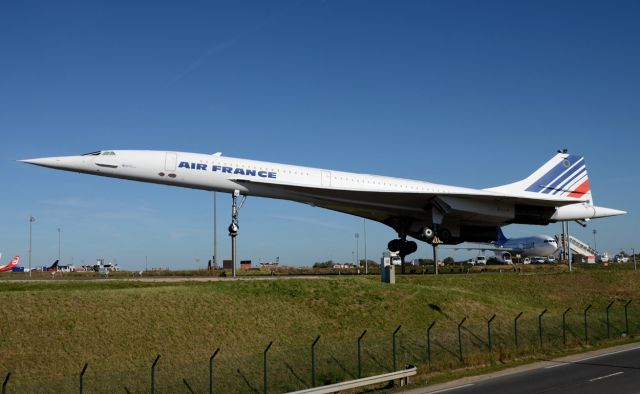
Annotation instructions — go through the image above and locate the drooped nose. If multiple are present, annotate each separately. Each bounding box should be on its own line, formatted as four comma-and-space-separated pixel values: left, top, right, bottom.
20, 156, 86, 171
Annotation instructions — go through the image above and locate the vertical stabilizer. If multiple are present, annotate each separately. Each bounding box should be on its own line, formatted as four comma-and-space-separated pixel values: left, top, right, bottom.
496, 228, 508, 245
488, 152, 592, 203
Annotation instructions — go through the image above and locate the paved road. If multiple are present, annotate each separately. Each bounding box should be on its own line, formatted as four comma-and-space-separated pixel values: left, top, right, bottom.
407, 342, 640, 394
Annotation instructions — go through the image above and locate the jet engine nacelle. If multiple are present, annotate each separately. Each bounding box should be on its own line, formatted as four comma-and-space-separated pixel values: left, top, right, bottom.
494, 251, 513, 264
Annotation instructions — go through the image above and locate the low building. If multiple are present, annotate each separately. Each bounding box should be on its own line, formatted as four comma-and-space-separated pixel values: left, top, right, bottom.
332, 263, 357, 269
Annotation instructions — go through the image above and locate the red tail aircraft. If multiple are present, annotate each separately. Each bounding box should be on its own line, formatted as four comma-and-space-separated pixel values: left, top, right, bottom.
0, 255, 20, 272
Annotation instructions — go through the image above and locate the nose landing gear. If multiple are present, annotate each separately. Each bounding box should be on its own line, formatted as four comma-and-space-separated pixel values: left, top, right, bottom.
229, 190, 246, 278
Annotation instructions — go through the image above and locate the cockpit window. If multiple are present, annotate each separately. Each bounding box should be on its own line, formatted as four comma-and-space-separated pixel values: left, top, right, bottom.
81, 151, 102, 156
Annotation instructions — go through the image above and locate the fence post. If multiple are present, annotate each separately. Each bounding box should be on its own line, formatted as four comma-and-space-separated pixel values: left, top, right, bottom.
264, 341, 273, 394
584, 304, 592, 343
2, 372, 10, 394
209, 348, 220, 394
427, 321, 436, 367
358, 330, 367, 378
538, 309, 547, 347
151, 354, 161, 394
458, 317, 467, 363
514, 312, 523, 348
562, 308, 571, 346
487, 314, 496, 352
606, 301, 615, 338
79, 362, 88, 394
311, 335, 320, 388
393, 325, 402, 371
183, 378, 196, 394
624, 300, 632, 335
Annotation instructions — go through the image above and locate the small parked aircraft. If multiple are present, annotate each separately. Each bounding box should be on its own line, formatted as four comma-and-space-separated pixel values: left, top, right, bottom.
0, 255, 20, 272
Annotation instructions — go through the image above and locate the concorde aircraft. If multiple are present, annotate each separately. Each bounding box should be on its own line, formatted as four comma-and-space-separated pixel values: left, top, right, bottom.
21, 150, 625, 260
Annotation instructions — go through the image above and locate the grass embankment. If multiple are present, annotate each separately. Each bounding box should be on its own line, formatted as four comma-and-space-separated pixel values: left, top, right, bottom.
0, 270, 639, 393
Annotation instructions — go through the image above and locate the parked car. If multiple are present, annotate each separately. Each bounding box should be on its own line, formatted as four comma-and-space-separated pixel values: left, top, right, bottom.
614, 255, 629, 263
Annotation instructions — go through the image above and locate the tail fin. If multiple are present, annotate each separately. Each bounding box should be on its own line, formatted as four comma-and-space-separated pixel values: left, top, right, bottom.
9, 256, 19, 267
496, 228, 508, 245
488, 152, 592, 203
49, 259, 59, 270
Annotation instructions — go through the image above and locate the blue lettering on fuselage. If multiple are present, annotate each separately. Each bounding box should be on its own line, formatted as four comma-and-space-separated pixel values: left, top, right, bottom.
178, 161, 207, 171
180, 161, 277, 179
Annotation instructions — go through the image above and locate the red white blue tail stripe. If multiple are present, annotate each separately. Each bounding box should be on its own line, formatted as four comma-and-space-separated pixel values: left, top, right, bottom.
525, 154, 590, 198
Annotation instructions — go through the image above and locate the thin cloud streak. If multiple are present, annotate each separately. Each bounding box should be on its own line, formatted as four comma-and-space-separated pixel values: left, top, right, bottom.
167, 1, 301, 86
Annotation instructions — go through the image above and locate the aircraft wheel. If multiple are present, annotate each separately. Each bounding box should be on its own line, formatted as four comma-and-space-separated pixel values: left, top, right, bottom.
438, 228, 452, 242
403, 241, 418, 255
422, 227, 435, 240
388, 239, 401, 252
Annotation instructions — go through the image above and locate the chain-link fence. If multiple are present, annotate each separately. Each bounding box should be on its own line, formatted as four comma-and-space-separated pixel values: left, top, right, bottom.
2, 300, 638, 393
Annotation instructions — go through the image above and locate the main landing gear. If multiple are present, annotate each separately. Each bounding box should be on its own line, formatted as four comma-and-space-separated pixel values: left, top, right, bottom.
387, 224, 448, 273
387, 238, 418, 258
388, 235, 416, 274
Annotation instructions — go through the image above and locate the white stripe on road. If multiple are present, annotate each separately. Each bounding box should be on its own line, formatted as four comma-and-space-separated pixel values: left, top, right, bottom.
545, 345, 640, 369
426, 384, 475, 393
588, 371, 624, 382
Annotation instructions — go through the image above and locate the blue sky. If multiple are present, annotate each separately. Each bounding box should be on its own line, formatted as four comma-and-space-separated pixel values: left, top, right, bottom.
1, 0, 638, 269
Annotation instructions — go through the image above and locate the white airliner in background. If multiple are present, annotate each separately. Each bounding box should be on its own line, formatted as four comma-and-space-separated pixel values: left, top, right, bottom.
21, 149, 625, 260
451, 228, 559, 264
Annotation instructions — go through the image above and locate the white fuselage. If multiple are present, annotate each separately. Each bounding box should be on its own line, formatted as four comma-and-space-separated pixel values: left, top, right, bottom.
21, 150, 626, 246
496, 235, 559, 257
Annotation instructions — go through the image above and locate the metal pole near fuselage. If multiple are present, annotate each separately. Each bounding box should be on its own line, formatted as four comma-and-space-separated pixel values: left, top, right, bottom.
433, 244, 439, 275
567, 221, 572, 272
213, 192, 218, 269
230, 191, 239, 278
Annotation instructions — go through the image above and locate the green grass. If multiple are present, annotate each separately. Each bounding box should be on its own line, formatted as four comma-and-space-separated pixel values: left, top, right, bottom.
0, 270, 639, 393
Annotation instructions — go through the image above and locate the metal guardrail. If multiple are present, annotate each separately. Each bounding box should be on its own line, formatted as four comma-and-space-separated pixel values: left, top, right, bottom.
286, 365, 417, 394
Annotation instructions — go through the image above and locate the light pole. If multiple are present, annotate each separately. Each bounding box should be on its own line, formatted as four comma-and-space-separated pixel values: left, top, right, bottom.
633, 248, 636, 271
355, 233, 359, 268
29, 216, 35, 278
592, 229, 597, 252
363, 219, 368, 274
57, 228, 61, 261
